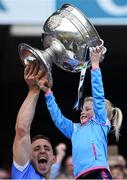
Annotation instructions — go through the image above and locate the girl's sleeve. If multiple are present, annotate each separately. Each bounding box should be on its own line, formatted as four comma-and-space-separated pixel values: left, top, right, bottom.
91, 68, 108, 124
45, 92, 74, 139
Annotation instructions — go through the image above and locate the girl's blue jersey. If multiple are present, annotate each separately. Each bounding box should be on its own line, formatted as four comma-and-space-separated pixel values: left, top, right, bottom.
45, 68, 111, 178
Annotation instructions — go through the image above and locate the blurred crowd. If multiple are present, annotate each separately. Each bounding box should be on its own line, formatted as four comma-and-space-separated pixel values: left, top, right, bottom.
108, 154, 127, 179
0, 168, 10, 179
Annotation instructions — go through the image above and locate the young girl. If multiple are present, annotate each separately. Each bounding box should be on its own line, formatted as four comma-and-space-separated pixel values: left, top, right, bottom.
37, 45, 123, 179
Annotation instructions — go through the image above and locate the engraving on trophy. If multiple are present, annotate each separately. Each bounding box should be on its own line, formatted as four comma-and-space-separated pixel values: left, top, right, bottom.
47, 15, 62, 30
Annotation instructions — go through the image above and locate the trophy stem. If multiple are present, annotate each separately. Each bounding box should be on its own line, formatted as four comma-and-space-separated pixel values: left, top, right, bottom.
40, 48, 55, 71
41, 40, 66, 70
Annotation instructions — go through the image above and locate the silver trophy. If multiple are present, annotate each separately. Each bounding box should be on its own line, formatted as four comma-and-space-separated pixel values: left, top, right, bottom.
18, 3, 106, 86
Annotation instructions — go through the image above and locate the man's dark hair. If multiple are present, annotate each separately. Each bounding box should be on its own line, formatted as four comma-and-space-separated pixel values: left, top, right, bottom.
31, 134, 56, 155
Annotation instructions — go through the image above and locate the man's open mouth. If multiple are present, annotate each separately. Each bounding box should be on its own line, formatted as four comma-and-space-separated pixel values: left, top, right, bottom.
38, 157, 48, 171
38, 157, 47, 164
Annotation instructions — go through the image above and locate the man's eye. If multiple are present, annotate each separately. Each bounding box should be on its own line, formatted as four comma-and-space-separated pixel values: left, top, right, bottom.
45, 148, 50, 151
44, 146, 50, 151
34, 147, 40, 151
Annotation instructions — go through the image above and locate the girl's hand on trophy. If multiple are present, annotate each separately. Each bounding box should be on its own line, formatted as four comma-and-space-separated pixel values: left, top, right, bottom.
89, 45, 105, 69
35, 69, 52, 89
38, 77, 51, 93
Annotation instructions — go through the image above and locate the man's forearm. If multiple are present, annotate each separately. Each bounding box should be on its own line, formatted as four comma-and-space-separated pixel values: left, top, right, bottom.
16, 89, 40, 133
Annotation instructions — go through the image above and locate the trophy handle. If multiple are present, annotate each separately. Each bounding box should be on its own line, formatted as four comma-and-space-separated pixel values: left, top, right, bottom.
98, 39, 107, 54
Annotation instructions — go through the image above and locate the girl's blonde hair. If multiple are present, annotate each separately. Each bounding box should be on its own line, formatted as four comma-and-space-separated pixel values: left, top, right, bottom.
83, 97, 123, 141
105, 99, 123, 141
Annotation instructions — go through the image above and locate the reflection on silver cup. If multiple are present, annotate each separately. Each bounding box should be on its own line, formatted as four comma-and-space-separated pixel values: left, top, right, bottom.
18, 3, 106, 85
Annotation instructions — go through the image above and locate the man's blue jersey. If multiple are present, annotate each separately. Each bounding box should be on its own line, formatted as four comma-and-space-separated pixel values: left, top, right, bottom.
12, 161, 45, 179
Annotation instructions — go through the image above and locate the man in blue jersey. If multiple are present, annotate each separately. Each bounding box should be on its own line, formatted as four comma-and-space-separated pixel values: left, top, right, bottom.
12, 62, 56, 179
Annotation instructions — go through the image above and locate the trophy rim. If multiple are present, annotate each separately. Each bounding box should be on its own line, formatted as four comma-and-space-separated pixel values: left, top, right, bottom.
61, 3, 101, 44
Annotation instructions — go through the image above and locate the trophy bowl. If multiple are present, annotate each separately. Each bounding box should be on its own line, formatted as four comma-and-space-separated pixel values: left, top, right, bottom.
42, 3, 106, 73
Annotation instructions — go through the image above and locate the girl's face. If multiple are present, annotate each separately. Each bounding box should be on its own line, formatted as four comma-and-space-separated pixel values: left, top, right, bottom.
80, 101, 94, 124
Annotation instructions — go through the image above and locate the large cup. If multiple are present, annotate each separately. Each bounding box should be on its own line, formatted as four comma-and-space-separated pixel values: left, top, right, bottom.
18, 3, 106, 85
